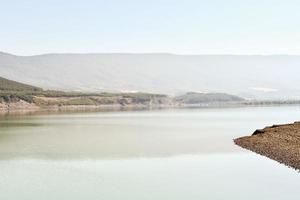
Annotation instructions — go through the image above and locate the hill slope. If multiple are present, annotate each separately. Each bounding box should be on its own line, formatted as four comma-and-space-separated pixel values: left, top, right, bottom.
175, 92, 244, 104
1, 52, 300, 100
0, 76, 173, 108
0, 76, 42, 91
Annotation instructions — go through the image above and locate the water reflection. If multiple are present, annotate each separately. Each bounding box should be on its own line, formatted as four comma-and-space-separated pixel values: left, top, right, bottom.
0, 106, 299, 159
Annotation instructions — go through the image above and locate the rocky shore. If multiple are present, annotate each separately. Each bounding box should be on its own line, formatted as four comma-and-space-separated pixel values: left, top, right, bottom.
234, 121, 300, 170
0, 94, 175, 115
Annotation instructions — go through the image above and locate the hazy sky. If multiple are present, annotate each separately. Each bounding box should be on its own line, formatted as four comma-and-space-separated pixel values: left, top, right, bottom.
1, 0, 300, 55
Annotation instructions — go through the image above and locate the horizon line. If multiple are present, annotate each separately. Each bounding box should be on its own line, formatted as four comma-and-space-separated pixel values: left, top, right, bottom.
1, 51, 300, 57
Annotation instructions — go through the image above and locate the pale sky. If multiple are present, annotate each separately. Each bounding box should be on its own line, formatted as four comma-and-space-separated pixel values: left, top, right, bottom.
1, 0, 300, 55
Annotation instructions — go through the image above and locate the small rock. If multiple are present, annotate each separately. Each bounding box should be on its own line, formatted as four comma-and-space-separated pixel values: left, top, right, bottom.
252, 129, 265, 135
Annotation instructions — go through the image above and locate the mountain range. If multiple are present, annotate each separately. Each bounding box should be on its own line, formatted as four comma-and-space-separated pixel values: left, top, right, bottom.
1, 52, 300, 100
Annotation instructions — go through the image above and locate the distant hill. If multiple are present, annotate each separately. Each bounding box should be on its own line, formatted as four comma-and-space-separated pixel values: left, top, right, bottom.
175, 92, 244, 104
1, 76, 299, 111
1, 52, 300, 100
0, 76, 42, 91
0, 76, 172, 107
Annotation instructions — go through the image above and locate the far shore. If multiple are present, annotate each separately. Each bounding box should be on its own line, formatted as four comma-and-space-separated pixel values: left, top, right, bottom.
1, 100, 300, 117
2, 76, 300, 116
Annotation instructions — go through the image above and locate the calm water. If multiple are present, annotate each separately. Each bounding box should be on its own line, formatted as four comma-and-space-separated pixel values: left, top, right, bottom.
0, 106, 299, 199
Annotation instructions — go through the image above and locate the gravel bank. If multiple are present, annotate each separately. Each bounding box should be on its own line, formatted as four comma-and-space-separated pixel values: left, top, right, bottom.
234, 121, 300, 170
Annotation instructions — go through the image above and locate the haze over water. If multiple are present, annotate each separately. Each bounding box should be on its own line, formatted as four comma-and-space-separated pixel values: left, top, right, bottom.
0, 106, 300, 199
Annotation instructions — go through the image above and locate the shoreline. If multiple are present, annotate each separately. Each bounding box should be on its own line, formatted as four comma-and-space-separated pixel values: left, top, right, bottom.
1, 101, 300, 117
2, 76, 300, 116
234, 122, 300, 171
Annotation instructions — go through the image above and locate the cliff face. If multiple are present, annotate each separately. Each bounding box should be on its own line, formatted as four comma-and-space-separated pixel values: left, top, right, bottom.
0, 100, 39, 112
0, 93, 175, 113
32, 94, 173, 108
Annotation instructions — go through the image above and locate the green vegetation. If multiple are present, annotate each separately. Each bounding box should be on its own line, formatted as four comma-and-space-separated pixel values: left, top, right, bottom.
0, 91, 37, 103
0, 76, 168, 106
2, 76, 299, 109
0, 76, 42, 103
0, 77, 42, 91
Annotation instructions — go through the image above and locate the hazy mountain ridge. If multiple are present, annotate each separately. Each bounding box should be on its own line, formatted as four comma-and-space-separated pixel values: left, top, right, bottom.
1, 52, 300, 100
175, 92, 245, 104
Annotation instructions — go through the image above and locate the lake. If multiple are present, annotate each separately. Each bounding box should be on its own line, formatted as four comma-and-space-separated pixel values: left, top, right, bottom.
0, 106, 299, 199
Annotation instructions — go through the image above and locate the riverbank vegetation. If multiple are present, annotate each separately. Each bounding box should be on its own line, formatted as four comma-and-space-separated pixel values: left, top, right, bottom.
1, 76, 300, 111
